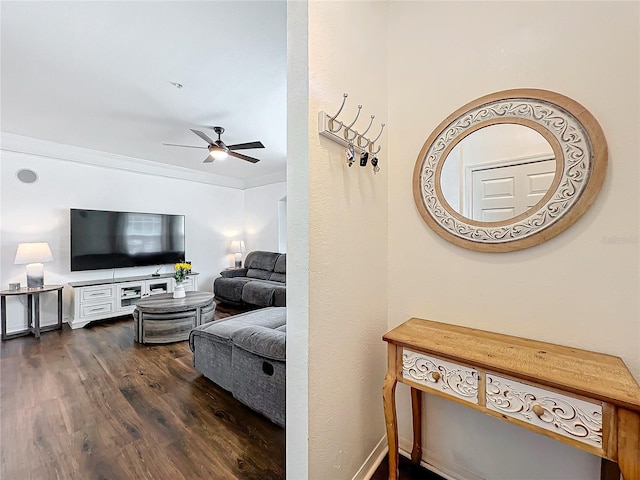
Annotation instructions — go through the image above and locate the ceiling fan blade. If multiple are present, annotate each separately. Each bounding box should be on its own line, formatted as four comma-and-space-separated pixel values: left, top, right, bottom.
229, 151, 260, 163
162, 143, 207, 149
203, 154, 214, 163
226, 141, 265, 151
190, 129, 215, 145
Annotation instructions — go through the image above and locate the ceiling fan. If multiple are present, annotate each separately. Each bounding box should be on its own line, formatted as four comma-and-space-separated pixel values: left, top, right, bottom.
163, 126, 264, 163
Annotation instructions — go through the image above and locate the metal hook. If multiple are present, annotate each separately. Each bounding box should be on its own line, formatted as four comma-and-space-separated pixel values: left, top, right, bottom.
344, 127, 359, 142
328, 118, 343, 133
343, 105, 363, 142
345, 105, 362, 131
367, 122, 385, 155
357, 115, 375, 147
328, 93, 348, 132
370, 122, 385, 145
369, 143, 382, 155
329, 93, 348, 121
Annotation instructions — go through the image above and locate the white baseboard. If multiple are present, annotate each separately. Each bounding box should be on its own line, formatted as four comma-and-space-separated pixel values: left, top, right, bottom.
353, 434, 485, 480
351, 436, 388, 480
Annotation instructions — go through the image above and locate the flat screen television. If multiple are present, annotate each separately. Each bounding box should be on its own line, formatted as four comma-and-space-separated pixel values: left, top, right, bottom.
70, 208, 185, 271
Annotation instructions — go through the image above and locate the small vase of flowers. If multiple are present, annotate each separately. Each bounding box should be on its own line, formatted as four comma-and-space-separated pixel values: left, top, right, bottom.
173, 262, 191, 298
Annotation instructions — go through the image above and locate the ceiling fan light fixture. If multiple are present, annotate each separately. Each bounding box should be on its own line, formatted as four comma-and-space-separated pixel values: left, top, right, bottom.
209, 146, 228, 161
164, 126, 263, 164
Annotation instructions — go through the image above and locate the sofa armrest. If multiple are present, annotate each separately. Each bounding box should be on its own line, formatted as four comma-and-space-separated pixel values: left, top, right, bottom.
220, 268, 249, 278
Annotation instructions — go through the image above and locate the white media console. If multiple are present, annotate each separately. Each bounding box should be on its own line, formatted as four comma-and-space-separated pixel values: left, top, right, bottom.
68, 272, 199, 329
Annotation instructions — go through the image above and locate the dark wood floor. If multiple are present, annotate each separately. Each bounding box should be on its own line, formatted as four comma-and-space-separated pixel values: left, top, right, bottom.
1, 300, 442, 480
0, 301, 284, 480
371, 455, 445, 480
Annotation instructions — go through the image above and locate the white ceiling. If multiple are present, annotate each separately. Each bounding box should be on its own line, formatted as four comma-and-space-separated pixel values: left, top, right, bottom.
0, 1, 287, 182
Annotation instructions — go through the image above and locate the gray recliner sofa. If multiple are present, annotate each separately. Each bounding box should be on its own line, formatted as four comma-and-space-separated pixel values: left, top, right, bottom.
189, 307, 286, 427
213, 251, 286, 307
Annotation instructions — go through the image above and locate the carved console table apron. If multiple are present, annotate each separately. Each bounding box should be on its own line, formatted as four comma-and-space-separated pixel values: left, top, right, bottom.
383, 318, 640, 480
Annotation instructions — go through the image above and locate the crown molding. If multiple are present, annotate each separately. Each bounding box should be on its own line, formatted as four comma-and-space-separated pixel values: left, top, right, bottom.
0, 133, 286, 190
244, 171, 287, 189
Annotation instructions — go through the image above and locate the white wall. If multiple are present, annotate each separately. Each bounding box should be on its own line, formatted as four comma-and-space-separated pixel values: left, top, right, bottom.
244, 181, 287, 254
278, 196, 287, 253
1, 141, 244, 332
388, 2, 639, 479
459, 124, 553, 167
286, 1, 310, 477
303, 2, 389, 478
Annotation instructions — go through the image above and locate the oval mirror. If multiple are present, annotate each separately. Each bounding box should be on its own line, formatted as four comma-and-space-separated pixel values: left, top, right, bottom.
413, 89, 607, 252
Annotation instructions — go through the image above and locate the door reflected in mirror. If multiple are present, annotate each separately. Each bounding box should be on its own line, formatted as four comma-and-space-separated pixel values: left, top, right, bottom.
440, 124, 556, 222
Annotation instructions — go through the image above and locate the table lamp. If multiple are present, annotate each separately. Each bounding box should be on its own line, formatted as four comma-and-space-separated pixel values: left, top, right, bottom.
14, 242, 53, 289
230, 240, 246, 268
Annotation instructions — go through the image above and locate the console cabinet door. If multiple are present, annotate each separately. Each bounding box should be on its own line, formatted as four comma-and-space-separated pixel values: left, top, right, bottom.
146, 279, 172, 296
117, 282, 145, 312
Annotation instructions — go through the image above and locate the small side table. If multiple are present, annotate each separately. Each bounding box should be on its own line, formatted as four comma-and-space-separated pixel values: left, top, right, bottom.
0, 285, 64, 340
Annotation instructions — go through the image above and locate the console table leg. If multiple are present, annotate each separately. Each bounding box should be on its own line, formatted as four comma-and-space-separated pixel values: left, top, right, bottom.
57, 290, 63, 330
618, 408, 640, 480
33, 294, 40, 338
383, 344, 399, 480
1, 296, 6, 340
27, 294, 33, 334
411, 387, 423, 465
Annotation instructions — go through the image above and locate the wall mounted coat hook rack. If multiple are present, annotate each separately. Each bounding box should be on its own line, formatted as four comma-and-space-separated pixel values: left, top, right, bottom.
318, 93, 386, 172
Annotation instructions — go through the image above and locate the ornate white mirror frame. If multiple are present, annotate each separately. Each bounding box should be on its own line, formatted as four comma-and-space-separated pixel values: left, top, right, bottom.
413, 89, 608, 252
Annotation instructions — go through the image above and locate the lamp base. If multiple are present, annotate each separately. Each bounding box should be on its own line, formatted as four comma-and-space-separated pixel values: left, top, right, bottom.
234, 253, 242, 268
26, 262, 44, 289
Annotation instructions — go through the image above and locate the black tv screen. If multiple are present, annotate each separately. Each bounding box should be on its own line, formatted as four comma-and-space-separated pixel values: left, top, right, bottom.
70, 209, 185, 271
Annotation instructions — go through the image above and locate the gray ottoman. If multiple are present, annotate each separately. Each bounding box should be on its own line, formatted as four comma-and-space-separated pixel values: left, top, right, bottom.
189, 307, 286, 426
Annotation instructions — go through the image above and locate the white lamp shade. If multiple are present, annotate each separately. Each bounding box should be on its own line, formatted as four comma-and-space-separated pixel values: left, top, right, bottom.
230, 240, 246, 254
14, 242, 53, 264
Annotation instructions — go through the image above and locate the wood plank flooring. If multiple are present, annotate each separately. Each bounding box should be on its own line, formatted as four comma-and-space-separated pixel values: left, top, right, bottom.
0, 301, 284, 480
371, 454, 446, 480
2, 300, 444, 480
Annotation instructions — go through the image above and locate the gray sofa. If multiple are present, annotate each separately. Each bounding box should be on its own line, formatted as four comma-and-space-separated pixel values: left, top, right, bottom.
189, 307, 286, 427
213, 251, 286, 307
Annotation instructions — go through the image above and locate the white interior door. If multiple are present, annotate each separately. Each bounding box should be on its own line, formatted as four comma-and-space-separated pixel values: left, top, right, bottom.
470, 159, 555, 222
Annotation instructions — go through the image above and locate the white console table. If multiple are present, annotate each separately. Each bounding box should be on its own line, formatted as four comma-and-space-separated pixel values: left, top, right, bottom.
68, 272, 198, 329
383, 318, 640, 480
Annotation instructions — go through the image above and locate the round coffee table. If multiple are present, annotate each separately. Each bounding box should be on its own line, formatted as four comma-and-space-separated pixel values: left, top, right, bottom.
133, 291, 215, 344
